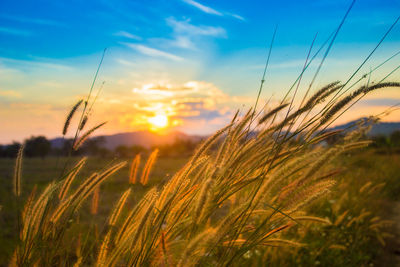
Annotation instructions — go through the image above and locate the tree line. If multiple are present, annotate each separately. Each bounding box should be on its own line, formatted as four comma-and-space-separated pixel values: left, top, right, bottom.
2, 131, 400, 158
0, 136, 200, 158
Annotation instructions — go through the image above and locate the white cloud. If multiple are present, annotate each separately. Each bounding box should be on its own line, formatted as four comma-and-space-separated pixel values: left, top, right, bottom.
114, 31, 142, 40
124, 43, 184, 61
181, 0, 245, 21
167, 17, 226, 38
182, 0, 222, 16
170, 36, 195, 49
155, 18, 226, 50
116, 58, 137, 67
228, 13, 245, 21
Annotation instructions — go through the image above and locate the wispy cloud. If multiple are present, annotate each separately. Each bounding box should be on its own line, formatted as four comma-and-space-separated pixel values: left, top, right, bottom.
181, 0, 244, 21
169, 36, 195, 49
114, 31, 142, 40
132, 83, 175, 97
228, 13, 245, 21
116, 58, 137, 67
154, 18, 226, 50
124, 43, 184, 61
0, 14, 65, 27
167, 17, 226, 37
182, 0, 222, 16
0, 27, 31, 36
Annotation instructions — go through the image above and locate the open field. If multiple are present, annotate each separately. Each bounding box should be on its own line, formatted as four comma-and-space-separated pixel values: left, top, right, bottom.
0, 156, 187, 264
1, 148, 400, 266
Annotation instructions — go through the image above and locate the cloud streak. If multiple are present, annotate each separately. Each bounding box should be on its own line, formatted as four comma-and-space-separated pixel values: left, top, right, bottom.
182, 0, 222, 16
155, 17, 226, 50
227, 13, 245, 21
124, 43, 184, 61
181, 0, 244, 21
114, 31, 142, 40
167, 17, 227, 37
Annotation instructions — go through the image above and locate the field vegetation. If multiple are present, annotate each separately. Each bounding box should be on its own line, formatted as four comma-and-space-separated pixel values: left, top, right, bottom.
2, 78, 400, 266
1, 147, 400, 266
2, 3, 400, 266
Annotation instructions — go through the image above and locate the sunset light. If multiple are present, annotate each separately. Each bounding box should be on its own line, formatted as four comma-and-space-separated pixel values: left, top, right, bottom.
148, 114, 169, 130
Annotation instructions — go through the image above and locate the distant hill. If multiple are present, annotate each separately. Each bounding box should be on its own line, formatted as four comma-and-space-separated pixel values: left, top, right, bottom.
48, 119, 400, 150
51, 131, 205, 150
330, 118, 400, 136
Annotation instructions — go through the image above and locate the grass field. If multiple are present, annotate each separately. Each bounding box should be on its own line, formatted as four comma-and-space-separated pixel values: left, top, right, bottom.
1, 148, 399, 266
0, 156, 187, 264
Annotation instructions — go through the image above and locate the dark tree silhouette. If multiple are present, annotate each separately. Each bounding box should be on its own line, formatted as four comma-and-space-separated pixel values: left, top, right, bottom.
0, 142, 21, 157
24, 136, 51, 158
390, 130, 400, 147
82, 137, 105, 156
115, 145, 130, 158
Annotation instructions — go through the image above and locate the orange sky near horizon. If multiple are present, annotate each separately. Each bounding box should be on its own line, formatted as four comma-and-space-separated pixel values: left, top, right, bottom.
1, 76, 400, 144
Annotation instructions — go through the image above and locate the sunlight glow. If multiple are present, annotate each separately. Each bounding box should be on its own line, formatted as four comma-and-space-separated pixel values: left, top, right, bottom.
148, 114, 169, 130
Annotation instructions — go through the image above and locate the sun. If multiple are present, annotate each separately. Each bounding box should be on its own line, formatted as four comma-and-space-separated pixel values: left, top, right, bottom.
148, 114, 169, 130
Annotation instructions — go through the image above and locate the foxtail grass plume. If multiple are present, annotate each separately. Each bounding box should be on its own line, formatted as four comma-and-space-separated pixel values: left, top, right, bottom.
190, 124, 232, 165
97, 230, 112, 266
259, 103, 289, 124
303, 81, 341, 109
91, 186, 100, 215
13, 145, 24, 197
140, 149, 158, 185
108, 188, 131, 226
63, 99, 83, 136
58, 157, 87, 200
21, 185, 37, 223
321, 82, 400, 125
79, 115, 89, 131
129, 154, 141, 184
73, 122, 107, 150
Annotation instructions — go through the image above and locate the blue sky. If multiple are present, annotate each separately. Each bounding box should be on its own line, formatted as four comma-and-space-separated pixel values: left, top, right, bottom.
0, 0, 400, 142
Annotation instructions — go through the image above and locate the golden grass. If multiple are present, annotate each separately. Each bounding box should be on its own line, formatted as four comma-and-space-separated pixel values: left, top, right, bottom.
91, 186, 100, 215
13, 145, 24, 197
140, 149, 158, 185
129, 154, 141, 184
73, 122, 107, 150
63, 99, 83, 136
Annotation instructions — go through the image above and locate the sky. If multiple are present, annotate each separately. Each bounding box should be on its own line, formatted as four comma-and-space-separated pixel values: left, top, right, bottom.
0, 0, 400, 143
